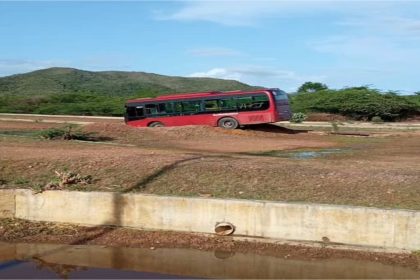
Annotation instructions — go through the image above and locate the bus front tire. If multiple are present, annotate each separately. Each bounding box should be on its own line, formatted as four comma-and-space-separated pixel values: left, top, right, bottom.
218, 117, 239, 129
148, 122, 164, 127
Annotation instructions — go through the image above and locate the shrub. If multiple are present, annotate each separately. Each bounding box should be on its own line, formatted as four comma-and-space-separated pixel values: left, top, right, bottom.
330, 121, 339, 132
297, 82, 328, 93
38, 127, 67, 139
38, 125, 93, 140
290, 112, 307, 123
371, 116, 384, 123
291, 87, 419, 121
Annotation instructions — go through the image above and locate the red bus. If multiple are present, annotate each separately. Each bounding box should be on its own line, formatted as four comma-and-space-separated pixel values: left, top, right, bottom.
124, 88, 291, 129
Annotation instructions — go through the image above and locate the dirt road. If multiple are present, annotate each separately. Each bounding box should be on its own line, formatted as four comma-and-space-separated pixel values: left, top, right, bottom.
0, 115, 419, 209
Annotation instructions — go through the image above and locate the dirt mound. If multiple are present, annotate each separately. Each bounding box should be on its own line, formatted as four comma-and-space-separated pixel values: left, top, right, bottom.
83, 123, 265, 142
84, 122, 139, 137
80, 122, 331, 153
148, 125, 254, 139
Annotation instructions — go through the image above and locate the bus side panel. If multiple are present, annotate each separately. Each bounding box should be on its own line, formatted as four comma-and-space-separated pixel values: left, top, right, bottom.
127, 114, 218, 127
126, 119, 149, 127
158, 115, 216, 127
235, 111, 275, 125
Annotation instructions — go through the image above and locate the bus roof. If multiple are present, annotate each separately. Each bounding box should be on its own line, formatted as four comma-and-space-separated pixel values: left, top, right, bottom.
126, 88, 274, 104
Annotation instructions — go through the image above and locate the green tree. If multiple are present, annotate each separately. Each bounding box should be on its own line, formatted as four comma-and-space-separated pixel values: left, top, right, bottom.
297, 82, 328, 93
290, 87, 418, 121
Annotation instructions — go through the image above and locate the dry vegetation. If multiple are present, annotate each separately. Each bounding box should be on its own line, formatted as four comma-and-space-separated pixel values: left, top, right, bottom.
0, 117, 419, 209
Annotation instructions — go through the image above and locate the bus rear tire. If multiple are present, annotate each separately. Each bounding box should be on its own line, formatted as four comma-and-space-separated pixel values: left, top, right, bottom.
148, 122, 164, 127
218, 117, 238, 129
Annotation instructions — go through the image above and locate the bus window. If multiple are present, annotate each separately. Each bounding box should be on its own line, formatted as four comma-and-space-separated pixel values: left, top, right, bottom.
204, 100, 219, 111
252, 94, 270, 110
272, 89, 289, 101
236, 96, 253, 111
145, 104, 158, 115
156, 103, 176, 116
174, 102, 183, 114
219, 98, 237, 111
125, 105, 144, 120
126, 107, 136, 117
182, 100, 202, 114
145, 103, 173, 116
135, 106, 144, 117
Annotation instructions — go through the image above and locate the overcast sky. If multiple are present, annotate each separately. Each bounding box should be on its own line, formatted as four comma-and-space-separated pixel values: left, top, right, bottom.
1, 0, 420, 92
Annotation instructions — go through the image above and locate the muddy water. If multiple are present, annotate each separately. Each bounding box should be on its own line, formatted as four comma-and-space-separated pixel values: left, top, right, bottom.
1, 243, 420, 279
244, 148, 350, 159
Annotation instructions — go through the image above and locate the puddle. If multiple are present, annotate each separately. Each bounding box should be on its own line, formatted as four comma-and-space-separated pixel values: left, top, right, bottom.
244, 148, 350, 159
0, 130, 113, 142
0, 130, 39, 137
1, 242, 419, 279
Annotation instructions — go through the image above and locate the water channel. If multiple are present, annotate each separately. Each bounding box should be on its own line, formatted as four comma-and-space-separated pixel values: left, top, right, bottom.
1, 242, 420, 279
243, 148, 351, 159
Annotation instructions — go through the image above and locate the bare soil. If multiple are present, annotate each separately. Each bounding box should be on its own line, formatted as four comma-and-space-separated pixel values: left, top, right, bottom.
1, 218, 419, 270
0, 120, 61, 131
306, 112, 350, 122
1, 118, 420, 209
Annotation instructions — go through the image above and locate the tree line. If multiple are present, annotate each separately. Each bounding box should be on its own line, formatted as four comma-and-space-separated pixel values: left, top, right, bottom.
291, 82, 419, 121
0, 82, 419, 121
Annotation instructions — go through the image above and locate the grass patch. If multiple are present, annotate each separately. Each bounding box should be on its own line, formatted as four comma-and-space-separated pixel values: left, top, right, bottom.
412, 251, 420, 257
38, 125, 113, 142
0, 130, 40, 137
39, 124, 94, 140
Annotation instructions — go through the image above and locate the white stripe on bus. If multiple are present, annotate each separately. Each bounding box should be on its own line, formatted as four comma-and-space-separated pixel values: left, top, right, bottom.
212, 113, 239, 116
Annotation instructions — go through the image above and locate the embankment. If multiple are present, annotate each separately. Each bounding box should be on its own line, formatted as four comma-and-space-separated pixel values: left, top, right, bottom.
1, 189, 419, 251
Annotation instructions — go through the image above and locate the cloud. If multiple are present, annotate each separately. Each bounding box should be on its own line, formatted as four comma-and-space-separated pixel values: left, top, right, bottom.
0, 54, 137, 77
157, 1, 339, 26
187, 47, 243, 57
0, 59, 66, 77
189, 66, 325, 90
156, 1, 406, 26
338, 15, 420, 39
307, 6, 420, 89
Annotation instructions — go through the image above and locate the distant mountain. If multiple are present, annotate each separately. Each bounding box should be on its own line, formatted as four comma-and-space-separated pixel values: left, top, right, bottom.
0, 67, 256, 97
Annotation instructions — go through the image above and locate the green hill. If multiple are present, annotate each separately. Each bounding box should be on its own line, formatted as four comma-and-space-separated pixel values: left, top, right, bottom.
0, 67, 255, 96
0, 67, 257, 116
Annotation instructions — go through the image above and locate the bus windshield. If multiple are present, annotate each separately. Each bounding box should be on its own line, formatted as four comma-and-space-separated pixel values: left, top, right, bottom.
270, 88, 289, 101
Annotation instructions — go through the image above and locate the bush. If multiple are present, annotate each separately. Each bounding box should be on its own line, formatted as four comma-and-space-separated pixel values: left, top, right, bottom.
371, 116, 384, 123
39, 127, 67, 139
38, 125, 93, 140
290, 112, 307, 123
291, 87, 419, 121
297, 82, 328, 93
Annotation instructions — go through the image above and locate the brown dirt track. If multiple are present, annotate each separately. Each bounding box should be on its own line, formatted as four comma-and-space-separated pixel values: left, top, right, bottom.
0, 117, 420, 209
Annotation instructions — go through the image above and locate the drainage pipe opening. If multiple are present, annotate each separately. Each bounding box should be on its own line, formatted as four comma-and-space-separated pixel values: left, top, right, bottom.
215, 222, 235, 236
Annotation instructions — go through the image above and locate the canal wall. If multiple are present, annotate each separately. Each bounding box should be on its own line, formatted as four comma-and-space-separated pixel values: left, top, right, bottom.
0, 190, 15, 218
1, 189, 420, 251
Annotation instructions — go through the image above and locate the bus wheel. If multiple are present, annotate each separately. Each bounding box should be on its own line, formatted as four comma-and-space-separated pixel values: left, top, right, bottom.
148, 122, 164, 127
218, 117, 238, 129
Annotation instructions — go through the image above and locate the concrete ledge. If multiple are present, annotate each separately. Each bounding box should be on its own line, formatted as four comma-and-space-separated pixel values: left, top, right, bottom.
0, 189, 15, 218
11, 189, 420, 251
